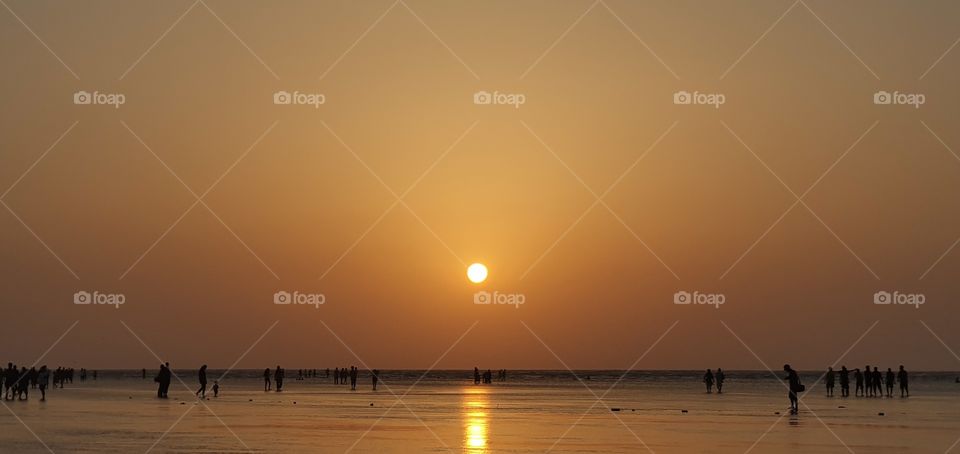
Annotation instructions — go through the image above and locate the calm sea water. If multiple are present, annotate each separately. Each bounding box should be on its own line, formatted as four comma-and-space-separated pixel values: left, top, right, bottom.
2, 370, 958, 453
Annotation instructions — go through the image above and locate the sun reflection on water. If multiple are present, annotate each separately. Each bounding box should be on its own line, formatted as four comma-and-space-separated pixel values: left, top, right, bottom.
462, 388, 489, 452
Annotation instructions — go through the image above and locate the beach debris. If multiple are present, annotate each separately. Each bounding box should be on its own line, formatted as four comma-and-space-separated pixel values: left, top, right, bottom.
293, 401, 297, 404
774, 412, 780, 415
838, 406, 846, 409
878, 412, 885, 416
370, 403, 374, 406
681, 410, 688, 414
249, 399, 253, 402
611, 408, 621, 412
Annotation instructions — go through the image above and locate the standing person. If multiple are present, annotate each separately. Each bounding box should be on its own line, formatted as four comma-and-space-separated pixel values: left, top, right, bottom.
37, 366, 49, 402
4, 364, 14, 400
703, 369, 715, 394
897, 365, 909, 397
872, 367, 883, 397
334, 367, 339, 385
372, 369, 379, 391
195, 365, 208, 399
263, 368, 271, 391
142, 368, 146, 379
155, 364, 166, 398
18, 367, 28, 400
716, 368, 725, 394
474, 367, 481, 385
864, 365, 873, 397
274, 366, 283, 392
349, 366, 357, 391
212, 381, 220, 397
839, 366, 850, 397
885, 368, 895, 397
784, 364, 802, 415
854, 368, 864, 397
825, 367, 835, 397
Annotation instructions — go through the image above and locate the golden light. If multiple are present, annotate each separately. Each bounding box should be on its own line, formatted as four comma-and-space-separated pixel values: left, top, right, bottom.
467, 263, 488, 284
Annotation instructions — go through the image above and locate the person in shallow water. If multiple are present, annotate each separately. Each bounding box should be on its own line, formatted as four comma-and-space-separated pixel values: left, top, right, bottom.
784, 364, 801, 415
703, 369, 714, 394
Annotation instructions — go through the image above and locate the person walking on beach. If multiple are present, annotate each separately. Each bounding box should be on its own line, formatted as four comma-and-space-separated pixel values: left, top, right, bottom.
784, 364, 802, 415
263, 368, 271, 391
839, 366, 850, 397
196, 365, 208, 399
349, 366, 357, 390
825, 367, 835, 397
716, 369, 725, 394
872, 367, 882, 397
155, 363, 169, 398
274, 366, 284, 392
897, 365, 909, 397
703, 369, 715, 393
372, 369, 379, 391
37, 366, 49, 401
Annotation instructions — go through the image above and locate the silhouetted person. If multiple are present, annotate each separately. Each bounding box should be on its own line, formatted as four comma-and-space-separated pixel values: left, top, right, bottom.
715, 368, 725, 394
885, 368, 894, 397
839, 366, 850, 397
898, 365, 909, 397
155, 363, 170, 398
864, 365, 872, 397
264, 368, 272, 391
18, 367, 28, 400
703, 369, 714, 393
334, 367, 339, 385
474, 367, 481, 385
142, 368, 146, 379
372, 369, 379, 391
825, 367, 835, 397
4, 363, 14, 400
872, 367, 882, 397
854, 368, 864, 397
784, 364, 801, 415
196, 365, 208, 398
274, 366, 284, 392
212, 380, 220, 397
37, 366, 49, 401
349, 366, 357, 390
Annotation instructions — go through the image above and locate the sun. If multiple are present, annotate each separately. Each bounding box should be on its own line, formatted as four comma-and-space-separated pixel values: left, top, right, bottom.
467, 263, 488, 284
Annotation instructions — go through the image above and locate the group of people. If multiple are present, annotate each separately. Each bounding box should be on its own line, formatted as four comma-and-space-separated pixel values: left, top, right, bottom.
263, 366, 285, 392
702, 368, 726, 393
2, 364, 83, 402
331, 366, 361, 390
473, 368, 507, 384
824, 365, 909, 398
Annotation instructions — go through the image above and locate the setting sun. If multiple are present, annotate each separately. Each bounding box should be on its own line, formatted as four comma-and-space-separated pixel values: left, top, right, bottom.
467, 263, 488, 284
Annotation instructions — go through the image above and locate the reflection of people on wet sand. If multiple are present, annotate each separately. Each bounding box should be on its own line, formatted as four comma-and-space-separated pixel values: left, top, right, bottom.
703, 369, 714, 394
783, 364, 802, 415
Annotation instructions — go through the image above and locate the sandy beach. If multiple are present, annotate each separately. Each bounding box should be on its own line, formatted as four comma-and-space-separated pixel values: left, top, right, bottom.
2, 370, 958, 453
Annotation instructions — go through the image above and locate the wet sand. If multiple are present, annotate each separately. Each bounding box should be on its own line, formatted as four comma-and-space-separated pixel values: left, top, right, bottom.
1, 371, 958, 453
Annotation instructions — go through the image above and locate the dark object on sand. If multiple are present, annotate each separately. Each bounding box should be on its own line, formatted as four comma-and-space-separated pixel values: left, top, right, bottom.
878, 412, 885, 416
681, 410, 688, 414
611, 408, 621, 412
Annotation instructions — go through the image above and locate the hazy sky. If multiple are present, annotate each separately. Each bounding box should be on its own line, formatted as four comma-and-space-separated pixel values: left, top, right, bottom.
1, 0, 959, 370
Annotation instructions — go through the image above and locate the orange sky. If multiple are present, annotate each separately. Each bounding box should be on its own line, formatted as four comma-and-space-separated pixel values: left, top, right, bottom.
1, 0, 959, 370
